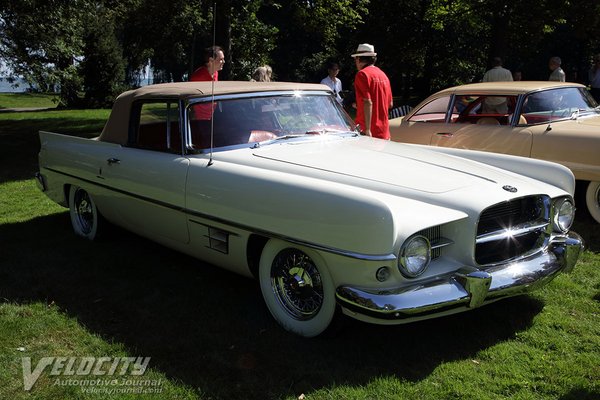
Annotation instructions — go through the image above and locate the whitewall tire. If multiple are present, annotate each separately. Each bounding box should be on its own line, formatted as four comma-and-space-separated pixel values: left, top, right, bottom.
68, 186, 101, 240
259, 239, 336, 337
585, 181, 600, 224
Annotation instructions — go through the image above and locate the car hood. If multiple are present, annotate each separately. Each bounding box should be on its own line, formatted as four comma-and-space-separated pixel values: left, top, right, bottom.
251, 135, 528, 194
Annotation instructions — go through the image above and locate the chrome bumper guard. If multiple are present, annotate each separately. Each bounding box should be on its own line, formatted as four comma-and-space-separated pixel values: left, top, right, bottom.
336, 232, 584, 320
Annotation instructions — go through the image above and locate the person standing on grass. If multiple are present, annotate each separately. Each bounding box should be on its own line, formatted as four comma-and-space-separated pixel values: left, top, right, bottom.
351, 43, 393, 139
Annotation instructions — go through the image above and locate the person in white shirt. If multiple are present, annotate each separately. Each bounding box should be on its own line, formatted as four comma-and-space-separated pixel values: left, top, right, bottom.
549, 56, 566, 82
321, 61, 343, 104
482, 57, 513, 82
482, 57, 513, 113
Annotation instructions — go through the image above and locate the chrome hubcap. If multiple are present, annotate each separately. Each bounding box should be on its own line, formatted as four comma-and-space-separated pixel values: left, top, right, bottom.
74, 190, 94, 234
270, 249, 324, 320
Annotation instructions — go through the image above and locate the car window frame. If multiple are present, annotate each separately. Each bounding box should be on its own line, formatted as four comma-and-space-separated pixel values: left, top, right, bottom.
128, 98, 184, 155
406, 95, 453, 123
183, 90, 356, 154
519, 87, 600, 126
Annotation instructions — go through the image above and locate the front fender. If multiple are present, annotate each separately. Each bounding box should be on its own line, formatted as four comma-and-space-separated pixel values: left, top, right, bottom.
185, 159, 467, 259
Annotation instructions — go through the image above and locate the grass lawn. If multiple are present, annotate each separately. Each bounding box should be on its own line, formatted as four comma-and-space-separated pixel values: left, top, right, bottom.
0, 98, 599, 399
0, 92, 59, 109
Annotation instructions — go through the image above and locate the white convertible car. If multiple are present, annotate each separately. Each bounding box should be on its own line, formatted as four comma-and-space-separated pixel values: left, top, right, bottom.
36, 82, 583, 337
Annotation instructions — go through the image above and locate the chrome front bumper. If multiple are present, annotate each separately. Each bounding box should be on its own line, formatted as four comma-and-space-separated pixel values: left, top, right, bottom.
336, 232, 584, 322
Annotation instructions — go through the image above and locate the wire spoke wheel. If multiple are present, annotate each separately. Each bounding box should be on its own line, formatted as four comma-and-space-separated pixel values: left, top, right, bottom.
270, 248, 324, 320
69, 186, 101, 240
259, 239, 336, 337
73, 189, 94, 234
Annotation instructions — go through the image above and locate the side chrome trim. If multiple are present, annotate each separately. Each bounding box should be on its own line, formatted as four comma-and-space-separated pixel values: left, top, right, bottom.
44, 166, 396, 262
44, 167, 186, 213
431, 237, 453, 250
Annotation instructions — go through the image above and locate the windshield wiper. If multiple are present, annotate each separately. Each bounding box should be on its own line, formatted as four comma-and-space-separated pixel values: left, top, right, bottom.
273, 134, 304, 140
304, 128, 349, 135
268, 130, 356, 143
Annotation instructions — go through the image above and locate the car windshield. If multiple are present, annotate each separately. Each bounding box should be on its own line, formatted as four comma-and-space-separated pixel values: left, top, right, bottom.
521, 87, 599, 124
187, 92, 355, 150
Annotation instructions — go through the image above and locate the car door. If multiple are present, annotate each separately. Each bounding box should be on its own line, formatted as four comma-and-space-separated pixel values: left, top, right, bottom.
99, 99, 190, 244
430, 122, 533, 157
428, 94, 533, 157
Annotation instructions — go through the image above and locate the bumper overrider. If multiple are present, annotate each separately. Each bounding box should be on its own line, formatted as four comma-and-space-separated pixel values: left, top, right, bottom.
336, 232, 584, 322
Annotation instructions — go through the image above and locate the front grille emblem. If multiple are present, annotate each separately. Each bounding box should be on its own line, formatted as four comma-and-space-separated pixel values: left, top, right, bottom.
502, 185, 518, 193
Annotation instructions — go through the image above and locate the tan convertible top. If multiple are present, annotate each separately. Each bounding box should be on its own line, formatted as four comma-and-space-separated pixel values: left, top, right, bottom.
99, 81, 331, 144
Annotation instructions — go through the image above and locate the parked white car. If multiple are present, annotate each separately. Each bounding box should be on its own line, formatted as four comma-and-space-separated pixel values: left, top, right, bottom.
37, 82, 583, 337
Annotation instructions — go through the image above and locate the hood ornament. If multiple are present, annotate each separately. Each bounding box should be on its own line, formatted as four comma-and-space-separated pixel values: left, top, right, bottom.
502, 185, 518, 193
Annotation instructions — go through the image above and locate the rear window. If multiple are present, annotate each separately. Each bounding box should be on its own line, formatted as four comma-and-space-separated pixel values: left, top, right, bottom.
131, 101, 181, 153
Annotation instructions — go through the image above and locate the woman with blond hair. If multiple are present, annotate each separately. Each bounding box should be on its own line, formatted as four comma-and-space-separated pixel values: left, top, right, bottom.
251, 65, 272, 82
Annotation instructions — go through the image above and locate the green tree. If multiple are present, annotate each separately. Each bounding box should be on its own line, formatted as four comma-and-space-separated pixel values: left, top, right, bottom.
136, 0, 278, 82
356, 0, 600, 99
80, 5, 127, 107
222, 0, 278, 80
0, 0, 89, 106
3, 0, 600, 108
260, 0, 369, 82
104, 0, 151, 86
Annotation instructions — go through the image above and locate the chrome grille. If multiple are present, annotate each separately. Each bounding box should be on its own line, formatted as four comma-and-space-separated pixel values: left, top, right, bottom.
417, 225, 446, 260
476, 195, 550, 265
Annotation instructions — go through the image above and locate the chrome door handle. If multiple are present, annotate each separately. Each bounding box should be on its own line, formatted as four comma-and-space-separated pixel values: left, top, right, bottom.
107, 158, 120, 165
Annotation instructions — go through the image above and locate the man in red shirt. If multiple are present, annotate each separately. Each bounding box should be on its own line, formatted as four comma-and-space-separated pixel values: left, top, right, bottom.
190, 45, 225, 82
189, 46, 225, 122
351, 43, 393, 139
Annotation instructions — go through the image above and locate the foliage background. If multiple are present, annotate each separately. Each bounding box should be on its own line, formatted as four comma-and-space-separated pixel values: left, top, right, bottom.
1, 0, 600, 107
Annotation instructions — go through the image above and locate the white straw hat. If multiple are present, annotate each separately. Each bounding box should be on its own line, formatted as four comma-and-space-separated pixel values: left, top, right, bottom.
351, 43, 377, 57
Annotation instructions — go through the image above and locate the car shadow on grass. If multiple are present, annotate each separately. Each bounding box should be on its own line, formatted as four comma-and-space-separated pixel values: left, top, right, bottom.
0, 213, 546, 399
558, 388, 600, 400
572, 212, 600, 253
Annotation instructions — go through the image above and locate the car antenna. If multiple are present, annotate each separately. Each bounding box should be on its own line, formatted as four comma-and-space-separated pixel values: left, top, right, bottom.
208, 2, 217, 166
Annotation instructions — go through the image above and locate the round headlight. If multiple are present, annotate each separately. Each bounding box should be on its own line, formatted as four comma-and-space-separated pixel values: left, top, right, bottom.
399, 235, 431, 278
553, 198, 575, 232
